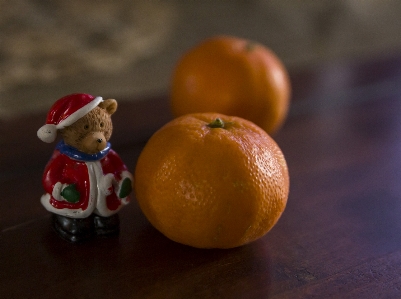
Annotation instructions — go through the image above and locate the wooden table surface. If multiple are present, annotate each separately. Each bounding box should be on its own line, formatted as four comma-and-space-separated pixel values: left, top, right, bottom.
2, 54, 401, 298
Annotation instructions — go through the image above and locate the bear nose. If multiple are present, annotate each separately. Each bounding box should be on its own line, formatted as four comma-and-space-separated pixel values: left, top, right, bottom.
97, 138, 103, 144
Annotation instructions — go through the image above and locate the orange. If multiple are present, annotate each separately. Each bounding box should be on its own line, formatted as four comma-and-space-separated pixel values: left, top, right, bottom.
170, 35, 291, 134
134, 113, 289, 249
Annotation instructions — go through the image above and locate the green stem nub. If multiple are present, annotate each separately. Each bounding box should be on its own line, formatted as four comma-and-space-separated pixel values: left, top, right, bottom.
208, 118, 225, 129
245, 41, 257, 51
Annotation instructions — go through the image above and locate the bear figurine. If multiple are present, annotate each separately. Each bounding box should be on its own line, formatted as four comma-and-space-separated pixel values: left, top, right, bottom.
37, 93, 133, 242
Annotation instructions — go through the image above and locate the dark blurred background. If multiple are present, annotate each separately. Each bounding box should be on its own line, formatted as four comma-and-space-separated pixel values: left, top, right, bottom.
1, 0, 401, 119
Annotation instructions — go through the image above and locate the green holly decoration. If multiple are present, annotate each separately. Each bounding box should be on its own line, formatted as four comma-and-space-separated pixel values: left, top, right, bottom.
61, 184, 80, 203
119, 178, 132, 198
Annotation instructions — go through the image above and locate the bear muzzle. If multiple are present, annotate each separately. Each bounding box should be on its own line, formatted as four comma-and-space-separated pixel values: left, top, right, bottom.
82, 132, 108, 154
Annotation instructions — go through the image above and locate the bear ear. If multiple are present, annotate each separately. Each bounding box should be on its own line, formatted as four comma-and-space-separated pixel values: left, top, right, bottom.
99, 99, 118, 115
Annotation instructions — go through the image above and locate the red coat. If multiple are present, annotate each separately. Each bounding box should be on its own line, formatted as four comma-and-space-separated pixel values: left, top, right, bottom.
41, 144, 132, 218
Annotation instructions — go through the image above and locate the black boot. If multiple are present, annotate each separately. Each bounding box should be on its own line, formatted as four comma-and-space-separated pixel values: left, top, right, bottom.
52, 214, 94, 243
93, 214, 120, 237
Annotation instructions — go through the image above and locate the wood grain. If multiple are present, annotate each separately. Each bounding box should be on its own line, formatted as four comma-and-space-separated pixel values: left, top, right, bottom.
2, 54, 401, 298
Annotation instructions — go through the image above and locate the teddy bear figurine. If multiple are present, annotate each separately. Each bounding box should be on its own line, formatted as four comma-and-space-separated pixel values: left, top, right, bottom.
37, 93, 133, 243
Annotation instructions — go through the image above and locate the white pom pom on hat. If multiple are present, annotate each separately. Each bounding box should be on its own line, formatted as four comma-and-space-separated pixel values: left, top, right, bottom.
37, 93, 103, 143
37, 124, 58, 143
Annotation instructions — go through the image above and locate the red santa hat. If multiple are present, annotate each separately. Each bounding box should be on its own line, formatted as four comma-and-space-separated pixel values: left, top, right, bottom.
37, 93, 103, 143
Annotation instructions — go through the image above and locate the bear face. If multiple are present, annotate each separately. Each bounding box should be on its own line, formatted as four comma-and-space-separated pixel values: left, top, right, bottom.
60, 99, 117, 154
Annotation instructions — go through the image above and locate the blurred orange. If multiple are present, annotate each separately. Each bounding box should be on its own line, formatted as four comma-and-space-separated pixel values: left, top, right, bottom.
170, 36, 291, 134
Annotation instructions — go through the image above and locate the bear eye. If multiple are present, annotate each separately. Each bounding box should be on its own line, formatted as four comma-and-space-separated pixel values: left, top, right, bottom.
84, 124, 89, 130
100, 122, 104, 128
